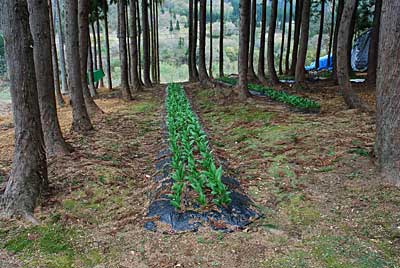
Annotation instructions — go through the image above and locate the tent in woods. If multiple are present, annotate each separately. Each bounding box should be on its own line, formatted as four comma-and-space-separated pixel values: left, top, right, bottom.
305, 54, 333, 71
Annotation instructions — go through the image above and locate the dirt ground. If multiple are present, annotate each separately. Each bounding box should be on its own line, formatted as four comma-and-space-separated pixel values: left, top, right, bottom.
0, 82, 399, 268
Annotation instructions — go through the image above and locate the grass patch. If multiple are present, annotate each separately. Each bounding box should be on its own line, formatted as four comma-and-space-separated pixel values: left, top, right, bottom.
129, 101, 158, 114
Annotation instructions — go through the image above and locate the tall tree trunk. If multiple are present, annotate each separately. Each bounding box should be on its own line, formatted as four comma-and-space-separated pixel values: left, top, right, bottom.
150, 0, 157, 83
28, 0, 71, 156
54, 0, 69, 94
91, 23, 98, 72
258, 0, 269, 84
141, 0, 152, 87
279, 0, 287, 75
125, 4, 132, 86
248, 0, 257, 79
79, 0, 103, 114
137, 0, 144, 86
367, 0, 382, 87
0, 0, 48, 219
219, 0, 224, 77
130, 0, 142, 91
65, 0, 93, 132
327, 0, 335, 67
289, 0, 303, 76
209, 0, 213, 78
376, 1, 400, 185
347, 0, 358, 72
315, 0, 325, 70
49, 0, 66, 107
285, 0, 293, 74
188, 0, 195, 81
102, 0, 113, 89
156, 3, 160, 83
198, 0, 210, 83
88, 34, 96, 93
118, 0, 133, 100
237, 0, 251, 99
294, 0, 311, 87
267, 0, 280, 85
193, 0, 200, 79
336, 0, 367, 110
96, 19, 104, 88
332, 0, 344, 80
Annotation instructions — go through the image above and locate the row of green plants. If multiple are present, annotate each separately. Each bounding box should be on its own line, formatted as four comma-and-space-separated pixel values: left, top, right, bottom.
217, 77, 321, 110
165, 83, 231, 210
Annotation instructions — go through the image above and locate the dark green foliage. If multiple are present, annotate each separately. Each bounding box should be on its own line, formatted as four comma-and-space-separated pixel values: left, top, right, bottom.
169, 20, 174, 32
0, 35, 6, 75
175, 20, 180, 31
166, 84, 231, 209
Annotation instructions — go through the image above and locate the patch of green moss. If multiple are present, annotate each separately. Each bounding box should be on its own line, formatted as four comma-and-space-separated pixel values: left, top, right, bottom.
279, 194, 321, 226
262, 250, 309, 268
129, 101, 158, 114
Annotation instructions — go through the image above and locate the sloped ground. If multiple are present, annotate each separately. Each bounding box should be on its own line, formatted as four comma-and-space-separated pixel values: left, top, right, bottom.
0, 83, 399, 268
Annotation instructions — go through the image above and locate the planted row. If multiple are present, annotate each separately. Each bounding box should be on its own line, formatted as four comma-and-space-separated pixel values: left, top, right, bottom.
217, 77, 321, 110
165, 84, 231, 210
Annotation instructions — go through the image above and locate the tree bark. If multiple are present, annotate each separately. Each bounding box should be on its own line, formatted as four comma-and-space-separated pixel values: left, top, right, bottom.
125, 4, 132, 86
149, 0, 156, 83
336, 0, 368, 110
141, 0, 152, 87
91, 23, 98, 73
294, 0, 311, 88
257, 0, 269, 84
88, 34, 96, 93
376, 1, 400, 185
236, 0, 251, 99
367, 0, 382, 87
96, 19, 104, 88
289, 0, 303, 76
315, 0, 325, 70
188, 0, 195, 80
279, 0, 287, 75
137, 0, 144, 86
65, 0, 93, 132
193, 0, 200, 80
285, 0, 293, 74
28, 0, 71, 156
49, 0, 66, 107
327, 0, 335, 67
209, 0, 213, 78
332, 0, 344, 80
130, 0, 142, 91
267, 0, 280, 85
0, 0, 48, 217
102, 0, 113, 89
54, 0, 69, 94
219, 0, 224, 77
118, 0, 133, 100
198, 0, 210, 83
248, 0, 257, 79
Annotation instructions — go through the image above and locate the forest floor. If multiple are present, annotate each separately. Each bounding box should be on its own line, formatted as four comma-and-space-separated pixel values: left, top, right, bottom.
0, 81, 399, 268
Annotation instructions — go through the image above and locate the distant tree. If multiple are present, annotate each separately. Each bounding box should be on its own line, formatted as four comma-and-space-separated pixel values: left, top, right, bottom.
285, 0, 293, 74
192, 0, 199, 79
327, 0, 336, 67
141, 0, 152, 87
129, 0, 141, 91
315, 0, 325, 69
176, 20, 180, 30
367, 0, 382, 86
198, 0, 210, 83
279, 0, 287, 75
102, 0, 113, 89
237, 0, 251, 99
258, 0, 269, 85
289, 0, 303, 76
267, 0, 280, 85
248, 0, 257, 79
219, 0, 224, 77
170, 20, 173, 31
331, 0, 344, 81
209, 0, 213, 78
188, 0, 196, 81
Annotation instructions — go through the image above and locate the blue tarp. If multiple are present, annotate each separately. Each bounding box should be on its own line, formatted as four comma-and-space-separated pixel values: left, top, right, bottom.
305, 55, 333, 71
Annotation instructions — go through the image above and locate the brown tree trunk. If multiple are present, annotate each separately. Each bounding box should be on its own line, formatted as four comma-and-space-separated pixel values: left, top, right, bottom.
28, 0, 71, 156
267, 0, 280, 85
96, 19, 104, 88
155, 3, 160, 83
332, 0, 344, 80
248, 0, 257, 79
279, 0, 287, 75
118, 0, 133, 100
65, 0, 93, 132
54, 0, 69, 94
289, 0, 303, 76
315, 0, 325, 70
347, 0, 358, 72
294, 0, 311, 88
219, 0, 224, 78
337, 0, 367, 110
376, 1, 400, 185
141, 0, 152, 87
285, 0, 293, 74
209, 0, 213, 78
88, 34, 96, 93
327, 0, 335, 67
198, 0, 210, 83
125, 4, 132, 86
130, 0, 142, 91
236, 0, 251, 99
91, 23, 98, 72
258, 0, 269, 84
149, 0, 156, 83
102, 0, 113, 90
367, 0, 382, 87
0, 0, 48, 218
193, 0, 200, 80
188, 0, 195, 80
48, 0, 66, 107
137, 0, 144, 86
89, 28, 98, 95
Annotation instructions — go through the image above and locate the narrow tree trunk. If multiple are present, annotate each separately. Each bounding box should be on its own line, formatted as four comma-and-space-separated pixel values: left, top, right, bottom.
54, 0, 69, 94
209, 0, 213, 78
96, 19, 104, 88
198, 0, 210, 83
347, 0, 358, 72
267, 0, 280, 85
248, 0, 257, 79
289, 0, 303, 76
156, 3, 160, 83
193, 0, 200, 79
237, 0, 251, 99
28, 0, 71, 156
88, 33, 96, 93
125, 4, 132, 86
257, 0, 269, 84
0, 0, 48, 218
332, 0, 344, 80
102, 0, 113, 89
150, 0, 157, 83
315, 0, 325, 70
219, 0, 224, 77
336, 0, 367, 110
130, 0, 142, 91
376, 1, 400, 185
367, 0, 382, 87
285, 0, 293, 74
188, 0, 195, 81
141, 0, 152, 87
118, 0, 133, 100
91, 23, 98, 71
327, 0, 335, 67
137, 0, 144, 86
49, 0, 66, 107
279, 0, 287, 75
64, 0, 93, 132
